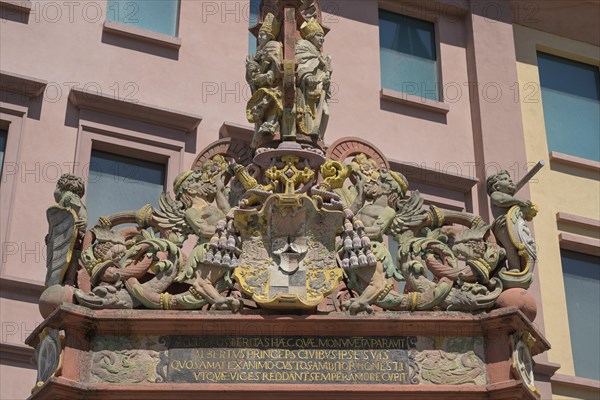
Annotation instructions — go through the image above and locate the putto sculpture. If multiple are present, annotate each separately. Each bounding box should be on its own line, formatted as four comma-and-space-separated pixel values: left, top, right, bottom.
40, 0, 543, 320
487, 169, 539, 289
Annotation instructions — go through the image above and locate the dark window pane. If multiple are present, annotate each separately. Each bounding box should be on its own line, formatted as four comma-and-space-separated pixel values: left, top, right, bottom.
537, 52, 600, 161
379, 10, 436, 61
86, 151, 165, 227
0, 129, 7, 179
538, 53, 600, 101
379, 10, 438, 100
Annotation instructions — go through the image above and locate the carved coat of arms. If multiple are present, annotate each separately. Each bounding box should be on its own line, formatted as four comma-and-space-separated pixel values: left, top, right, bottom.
233, 194, 343, 309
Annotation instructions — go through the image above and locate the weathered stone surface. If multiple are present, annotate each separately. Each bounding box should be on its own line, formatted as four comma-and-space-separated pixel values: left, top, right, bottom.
495, 288, 538, 321
413, 337, 486, 385
26, 306, 550, 399
84, 334, 487, 386
89, 336, 166, 384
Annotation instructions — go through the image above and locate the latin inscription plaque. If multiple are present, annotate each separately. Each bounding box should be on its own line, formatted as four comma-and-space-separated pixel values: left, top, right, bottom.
161, 336, 416, 384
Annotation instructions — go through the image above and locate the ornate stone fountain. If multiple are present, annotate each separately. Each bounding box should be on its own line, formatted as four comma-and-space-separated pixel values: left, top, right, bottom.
28, 1, 548, 399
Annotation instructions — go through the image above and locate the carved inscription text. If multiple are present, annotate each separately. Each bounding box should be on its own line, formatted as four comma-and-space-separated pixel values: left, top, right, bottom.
163, 336, 416, 384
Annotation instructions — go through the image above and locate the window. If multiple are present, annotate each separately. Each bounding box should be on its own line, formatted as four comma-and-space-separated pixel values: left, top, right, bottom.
537, 53, 600, 162
248, 0, 260, 55
561, 250, 600, 380
0, 129, 7, 179
379, 10, 438, 101
106, 0, 180, 36
86, 151, 166, 227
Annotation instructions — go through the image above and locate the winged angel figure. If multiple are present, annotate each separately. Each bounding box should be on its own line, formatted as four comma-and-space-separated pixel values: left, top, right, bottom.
323, 146, 512, 315
74, 155, 242, 312
152, 155, 242, 312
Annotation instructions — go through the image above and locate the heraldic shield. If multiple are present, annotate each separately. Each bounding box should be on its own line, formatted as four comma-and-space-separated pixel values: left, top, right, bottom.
507, 205, 537, 263
233, 194, 344, 309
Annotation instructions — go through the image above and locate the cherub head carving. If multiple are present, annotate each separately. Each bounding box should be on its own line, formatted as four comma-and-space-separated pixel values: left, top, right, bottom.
54, 173, 85, 203
351, 153, 380, 181
486, 170, 516, 196
173, 156, 228, 207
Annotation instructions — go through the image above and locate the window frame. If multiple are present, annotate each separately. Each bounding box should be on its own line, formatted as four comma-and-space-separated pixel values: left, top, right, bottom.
248, 0, 260, 55
536, 50, 600, 164
0, 71, 47, 251
377, 5, 444, 103
85, 147, 169, 226
0, 105, 26, 248
68, 86, 200, 203
74, 118, 183, 205
0, 128, 7, 176
101, 0, 182, 51
105, 0, 181, 37
559, 248, 600, 381
555, 212, 600, 383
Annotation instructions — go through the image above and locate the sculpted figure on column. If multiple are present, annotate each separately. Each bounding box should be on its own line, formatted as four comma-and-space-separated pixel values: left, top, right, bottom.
296, 18, 332, 140
246, 13, 284, 148
486, 170, 538, 289
160, 157, 242, 312
341, 154, 452, 314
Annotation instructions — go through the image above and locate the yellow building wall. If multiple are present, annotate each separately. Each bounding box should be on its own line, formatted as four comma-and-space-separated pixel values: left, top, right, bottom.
513, 24, 600, 400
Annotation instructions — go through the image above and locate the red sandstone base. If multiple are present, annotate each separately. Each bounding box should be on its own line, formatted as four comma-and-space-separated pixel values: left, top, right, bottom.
26, 305, 549, 400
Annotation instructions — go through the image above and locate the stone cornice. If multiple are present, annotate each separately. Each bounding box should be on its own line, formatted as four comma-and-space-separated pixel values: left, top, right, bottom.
380, 89, 450, 115
388, 158, 479, 193
0, 275, 45, 300
219, 122, 254, 141
533, 358, 561, 377
0, 342, 35, 367
26, 305, 550, 356
103, 21, 182, 50
556, 212, 600, 231
558, 233, 600, 257
550, 151, 600, 172
0, 70, 47, 97
30, 377, 541, 400
552, 373, 600, 392
68, 88, 202, 133
0, 0, 31, 13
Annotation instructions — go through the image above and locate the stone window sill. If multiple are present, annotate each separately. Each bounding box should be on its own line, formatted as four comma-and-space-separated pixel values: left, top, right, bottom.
380, 88, 450, 114
549, 151, 600, 172
556, 212, 600, 231
103, 21, 182, 50
68, 87, 201, 132
559, 233, 600, 257
0, 0, 31, 12
0, 70, 47, 97
552, 373, 600, 392
556, 213, 600, 257
219, 122, 254, 141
